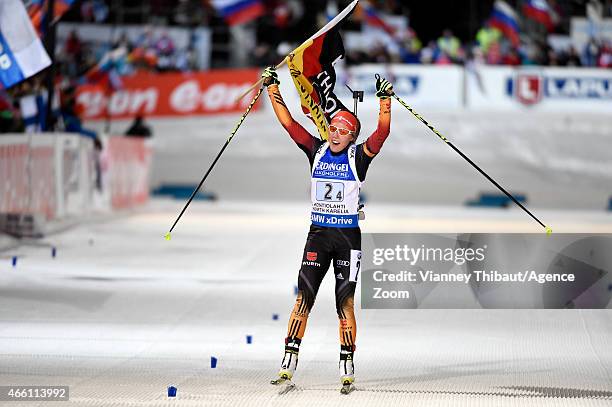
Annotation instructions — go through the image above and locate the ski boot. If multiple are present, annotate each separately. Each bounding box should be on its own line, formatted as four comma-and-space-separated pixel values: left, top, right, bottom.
270, 337, 300, 394
339, 345, 355, 394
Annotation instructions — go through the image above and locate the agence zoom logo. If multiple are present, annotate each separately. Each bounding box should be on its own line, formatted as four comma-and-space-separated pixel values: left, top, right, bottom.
507, 74, 612, 105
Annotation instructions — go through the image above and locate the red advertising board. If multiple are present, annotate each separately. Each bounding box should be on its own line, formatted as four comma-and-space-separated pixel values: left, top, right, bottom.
0, 141, 56, 220
104, 136, 152, 209
76, 69, 262, 120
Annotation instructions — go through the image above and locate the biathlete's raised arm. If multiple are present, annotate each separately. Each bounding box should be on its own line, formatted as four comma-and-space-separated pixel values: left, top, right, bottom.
363, 76, 393, 158
262, 67, 317, 157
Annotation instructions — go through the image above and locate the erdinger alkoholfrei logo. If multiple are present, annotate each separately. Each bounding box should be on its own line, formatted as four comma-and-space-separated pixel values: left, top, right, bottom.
514, 73, 543, 105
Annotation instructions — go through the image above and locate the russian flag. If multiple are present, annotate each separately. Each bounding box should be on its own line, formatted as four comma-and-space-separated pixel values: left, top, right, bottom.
523, 0, 554, 32
361, 2, 396, 37
211, 0, 265, 26
488, 0, 520, 47
0, 0, 51, 89
84, 48, 126, 91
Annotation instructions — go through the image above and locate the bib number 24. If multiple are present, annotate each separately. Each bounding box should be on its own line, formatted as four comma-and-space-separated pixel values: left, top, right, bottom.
316, 182, 344, 202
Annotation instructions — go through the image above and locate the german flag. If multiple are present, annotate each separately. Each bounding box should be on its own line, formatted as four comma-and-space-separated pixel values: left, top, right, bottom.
286, 0, 358, 141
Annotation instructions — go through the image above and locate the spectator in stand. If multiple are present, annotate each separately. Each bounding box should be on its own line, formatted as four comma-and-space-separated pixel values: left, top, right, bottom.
136, 26, 156, 50
0, 92, 23, 134
398, 29, 422, 64
251, 44, 277, 67
561, 45, 582, 66
113, 32, 132, 53
131, 27, 158, 70
486, 40, 502, 65
175, 44, 198, 72
519, 42, 542, 65
547, 47, 560, 66
64, 30, 83, 77
476, 26, 502, 55
155, 31, 176, 72
435, 50, 453, 65
80, 0, 109, 23
437, 29, 461, 62
106, 32, 135, 75
468, 45, 486, 65
597, 41, 612, 67
501, 47, 521, 66
583, 37, 601, 67
60, 84, 102, 189
368, 42, 392, 63
60, 84, 102, 150
345, 49, 370, 66
420, 40, 438, 64
125, 115, 152, 138
11, 75, 50, 133
273, 0, 292, 29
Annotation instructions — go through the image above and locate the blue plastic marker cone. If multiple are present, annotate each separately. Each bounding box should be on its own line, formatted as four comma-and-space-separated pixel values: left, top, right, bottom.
51, 247, 57, 258
210, 356, 218, 368
12, 256, 17, 267
246, 335, 252, 344
272, 313, 279, 320
167, 386, 177, 397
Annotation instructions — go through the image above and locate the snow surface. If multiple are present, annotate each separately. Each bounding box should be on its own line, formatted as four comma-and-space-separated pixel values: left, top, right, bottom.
1, 200, 611, 406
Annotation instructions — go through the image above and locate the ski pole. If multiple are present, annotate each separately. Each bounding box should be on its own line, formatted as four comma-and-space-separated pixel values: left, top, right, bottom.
388, 81, 552, 235
164, 86, 265, 240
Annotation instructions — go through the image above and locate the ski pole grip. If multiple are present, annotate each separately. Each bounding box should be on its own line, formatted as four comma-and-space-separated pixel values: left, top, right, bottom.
375, 73, 395, 97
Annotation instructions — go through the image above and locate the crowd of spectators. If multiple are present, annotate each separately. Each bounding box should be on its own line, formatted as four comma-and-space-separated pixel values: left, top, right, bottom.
0, 75, 102, 145
250, 0, 612, 69
3, 0, 612, 138
343, 26, 612, 68
41, 0, 612, 79
57, 26, 201, 80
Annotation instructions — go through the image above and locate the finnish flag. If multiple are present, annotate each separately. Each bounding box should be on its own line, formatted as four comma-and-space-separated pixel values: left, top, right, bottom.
0, 0, 51, 89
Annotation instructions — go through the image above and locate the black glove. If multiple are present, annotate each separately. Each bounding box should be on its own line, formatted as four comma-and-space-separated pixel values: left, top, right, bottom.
375, 75, 393, 99
262, 66, 280, 87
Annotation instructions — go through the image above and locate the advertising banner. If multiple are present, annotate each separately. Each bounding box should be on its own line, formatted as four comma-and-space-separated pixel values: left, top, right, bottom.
104, 136, 152, 209
0, 134, 151, 236
467, 66, 612, 111
0, 136, 55, 221
76, 69, 262, 120
339, 64, 464, 109
274, 64, 464, 120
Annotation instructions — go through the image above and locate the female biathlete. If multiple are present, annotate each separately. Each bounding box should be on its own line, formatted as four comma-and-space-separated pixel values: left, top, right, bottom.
262, 66, 393, 394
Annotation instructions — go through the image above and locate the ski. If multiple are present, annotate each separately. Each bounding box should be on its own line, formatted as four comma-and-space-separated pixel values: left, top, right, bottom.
340, 382, 355, 395
271, 376, 296, 395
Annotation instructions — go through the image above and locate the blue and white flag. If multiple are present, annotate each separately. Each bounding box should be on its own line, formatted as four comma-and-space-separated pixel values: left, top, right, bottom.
0, 0, 51, 89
